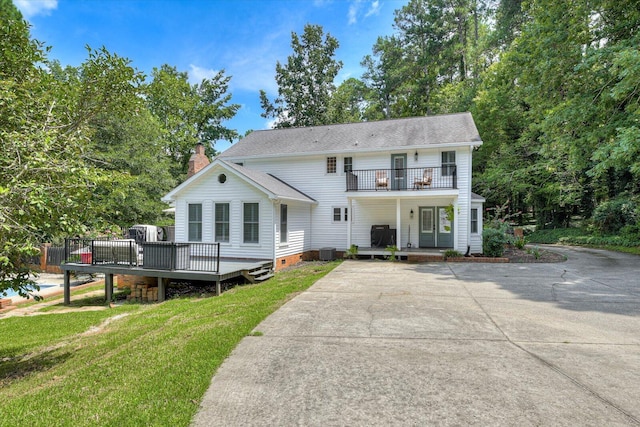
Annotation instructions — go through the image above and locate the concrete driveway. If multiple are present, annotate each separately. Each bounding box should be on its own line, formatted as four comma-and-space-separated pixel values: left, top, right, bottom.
193, 246, 640, 426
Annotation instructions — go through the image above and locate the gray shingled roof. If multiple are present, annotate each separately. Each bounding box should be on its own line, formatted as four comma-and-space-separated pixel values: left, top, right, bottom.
221, 161, 316, 203
219, 112, 481, 159
471, 192, 486, 202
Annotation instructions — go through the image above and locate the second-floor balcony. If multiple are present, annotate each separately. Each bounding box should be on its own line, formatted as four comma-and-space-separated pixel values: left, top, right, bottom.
346, 166, 457, 192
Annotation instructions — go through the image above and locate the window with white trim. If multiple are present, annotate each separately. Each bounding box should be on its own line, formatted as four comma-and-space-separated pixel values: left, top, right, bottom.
442, 151, 456, 176
332, 207, 348, 222
344, 156, 353, 173
243, 203, 259, 244
327, 156, 337, 174
188, 203, 202, 242
215, 203, 230, 242
470, 208, 479, 234
280, 204, 288, 244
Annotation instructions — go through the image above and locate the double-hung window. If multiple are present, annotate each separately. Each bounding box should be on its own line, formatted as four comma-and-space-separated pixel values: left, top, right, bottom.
332, 207, 348, 222
215, 203, 230, 242
343, 157, 353, 173
470, 208, 479, 234
280, 204, 288, 244
442, 151, 456, 176
243, 203, 259, 244
188, 203, 202, 242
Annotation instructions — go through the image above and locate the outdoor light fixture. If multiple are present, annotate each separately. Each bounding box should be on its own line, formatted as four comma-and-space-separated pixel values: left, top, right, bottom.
410, 209, 414, 219
414, 151, 418, 161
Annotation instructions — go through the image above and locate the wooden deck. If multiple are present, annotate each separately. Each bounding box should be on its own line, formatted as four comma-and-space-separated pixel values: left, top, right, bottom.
60, 258, 273, 305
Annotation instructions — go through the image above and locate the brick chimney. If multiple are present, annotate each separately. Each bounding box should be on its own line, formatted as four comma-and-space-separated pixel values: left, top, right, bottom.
187, 143, 210, 178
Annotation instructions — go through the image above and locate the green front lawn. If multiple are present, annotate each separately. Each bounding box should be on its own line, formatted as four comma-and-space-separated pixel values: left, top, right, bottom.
0, 261, 339, 427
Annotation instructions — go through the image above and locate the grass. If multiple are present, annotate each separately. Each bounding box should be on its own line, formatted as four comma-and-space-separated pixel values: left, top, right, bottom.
15, 282, 106, 309
528, 228, 640, 256
0, 261, 339, 427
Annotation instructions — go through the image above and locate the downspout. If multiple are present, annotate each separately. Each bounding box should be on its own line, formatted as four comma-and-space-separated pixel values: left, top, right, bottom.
467, 145, 473, 253
347, 197, 352, 249
396, 198, 402, 248
272, 200, 277, 269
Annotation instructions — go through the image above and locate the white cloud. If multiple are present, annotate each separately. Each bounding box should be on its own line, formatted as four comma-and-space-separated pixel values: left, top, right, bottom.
348, 0, 362, 25
188, 64, 219, 84
14, 0, 58, 18
365, 0, 381, 18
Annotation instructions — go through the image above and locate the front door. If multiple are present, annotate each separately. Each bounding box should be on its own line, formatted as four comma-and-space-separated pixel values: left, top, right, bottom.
419, 206, 454, 248
436, 206, 454, 248
391, 154, 407, 190
419, 207, 435, 247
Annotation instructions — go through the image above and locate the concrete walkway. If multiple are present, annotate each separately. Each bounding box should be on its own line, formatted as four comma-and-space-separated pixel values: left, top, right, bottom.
193, 246, 640, 426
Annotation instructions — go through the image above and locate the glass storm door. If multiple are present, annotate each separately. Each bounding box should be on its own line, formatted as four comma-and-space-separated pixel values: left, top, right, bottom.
391, 154, 407, 190
436, 206, 454, 248
419, 207, 435, 247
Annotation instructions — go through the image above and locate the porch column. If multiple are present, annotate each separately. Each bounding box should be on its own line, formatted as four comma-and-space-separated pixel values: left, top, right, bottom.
396, 198, 402, 248
64, 270, 71, 305
347, 198, 353, 248
453, 198, 460, 252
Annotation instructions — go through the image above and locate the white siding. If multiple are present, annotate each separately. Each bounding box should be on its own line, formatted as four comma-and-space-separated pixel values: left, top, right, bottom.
171, 145, 478, 254
470, 201, 484, 254
454, 148, 471, 253
275, 202, 312, 259
242, 147, 475, 252
174, 166, 274, 259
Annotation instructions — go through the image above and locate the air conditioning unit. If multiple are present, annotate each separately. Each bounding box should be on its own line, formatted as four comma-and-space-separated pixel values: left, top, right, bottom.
319, 247, 336, 261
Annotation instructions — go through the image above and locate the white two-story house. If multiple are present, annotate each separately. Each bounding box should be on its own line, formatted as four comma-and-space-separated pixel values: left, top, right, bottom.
162, 112, 484, 269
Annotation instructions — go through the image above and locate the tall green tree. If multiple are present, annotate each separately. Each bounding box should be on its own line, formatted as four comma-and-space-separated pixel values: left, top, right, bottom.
361, 35, 407, 119
146, 65, 239, 179
327, 77, 367, 124
474, 0, 640, 226
260, 24, 343, 128
0, 7, 142, 297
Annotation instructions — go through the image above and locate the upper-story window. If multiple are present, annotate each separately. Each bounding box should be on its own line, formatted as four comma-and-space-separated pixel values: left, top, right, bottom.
442, 151, 456, 176
327, 156, 337, 174
344, 157, 353, 173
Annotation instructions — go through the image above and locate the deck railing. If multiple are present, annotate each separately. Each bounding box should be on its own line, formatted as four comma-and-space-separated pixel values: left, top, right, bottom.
64, 238, 221, 272
346, 166, 457, 192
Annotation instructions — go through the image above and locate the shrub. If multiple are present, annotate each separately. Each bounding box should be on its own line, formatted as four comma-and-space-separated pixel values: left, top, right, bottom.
592, 196, 638, 234
526, 246, 541, 259
513, 236, 527, 250
444, 249, 462, 259
483, 227, 508, 257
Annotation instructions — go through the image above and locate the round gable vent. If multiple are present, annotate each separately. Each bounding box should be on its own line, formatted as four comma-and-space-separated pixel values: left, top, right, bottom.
218, 173, 227, 184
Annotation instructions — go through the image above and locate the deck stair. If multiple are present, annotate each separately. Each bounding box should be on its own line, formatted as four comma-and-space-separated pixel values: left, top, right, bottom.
243, 261, 274, 283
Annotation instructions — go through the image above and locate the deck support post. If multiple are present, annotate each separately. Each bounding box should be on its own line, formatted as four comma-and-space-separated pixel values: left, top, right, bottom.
105, 273, 113, 302
64, 270, 71, 305
158, 277, 166, 302
215, 280, 221, 296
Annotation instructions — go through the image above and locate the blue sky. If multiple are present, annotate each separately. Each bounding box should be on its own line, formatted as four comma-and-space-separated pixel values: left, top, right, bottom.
16, 0, 402, 152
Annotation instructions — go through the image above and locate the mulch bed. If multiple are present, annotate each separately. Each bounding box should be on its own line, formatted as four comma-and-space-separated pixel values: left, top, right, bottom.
501, 246, 566, 263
